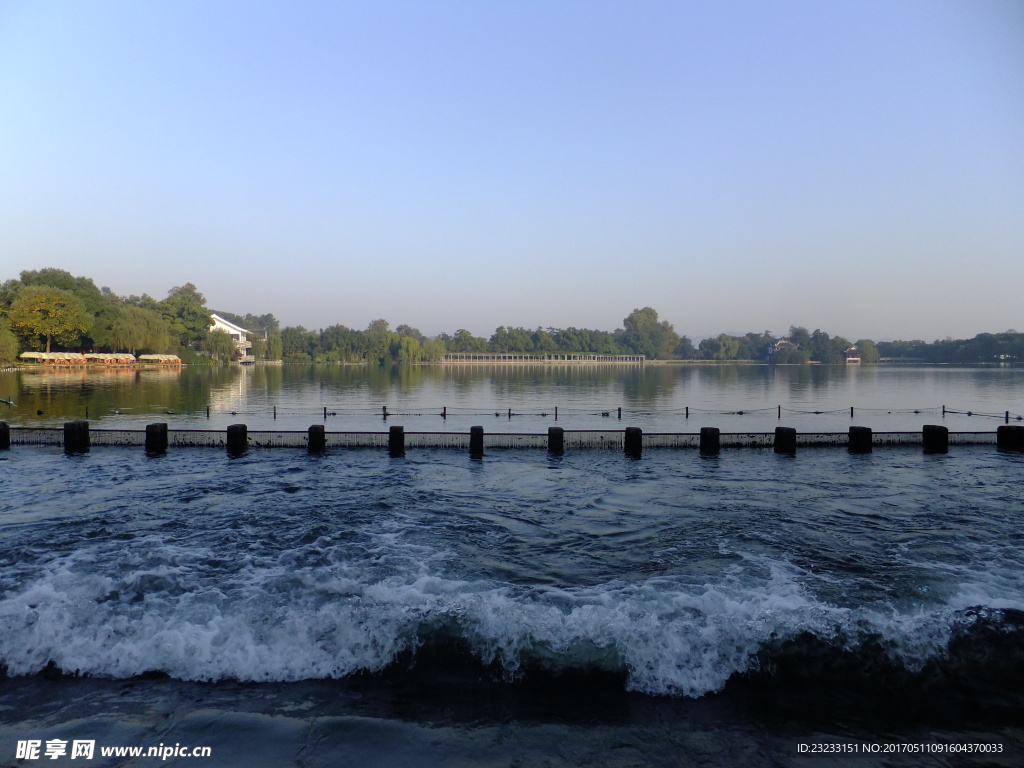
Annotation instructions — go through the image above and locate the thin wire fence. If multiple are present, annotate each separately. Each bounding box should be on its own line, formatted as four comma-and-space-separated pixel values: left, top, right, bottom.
197, 403, 1024, 423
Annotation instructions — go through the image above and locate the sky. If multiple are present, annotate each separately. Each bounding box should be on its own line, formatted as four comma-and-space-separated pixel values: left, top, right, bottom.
1, 0, 1022, 342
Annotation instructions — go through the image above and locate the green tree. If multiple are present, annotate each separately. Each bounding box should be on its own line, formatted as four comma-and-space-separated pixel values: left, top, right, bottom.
160, 283, 210, 346
8, 285, 93, 352
735, 331, 775, 361
395, 324, 424, 342
250, 335, 268, 360
854, 339, 880, 364
267, 334, 283, 360
489, 326, 533, 353
396, 335, 424, 364
447, 329, 488, 353
674, 335, 697, 359
280, 326, 317, 359
421, 337, 446, 361
201, 328, 237, 363
532, 327, 557, 353
109, 305, 173, 354
17, 268, 118, 349
124, 293, 163, 312
772, 344, 809, 364
699, 333, 741, 360
0, 316, 19, 363
365, 319, 392, 364
787, 326, 811, 350
615, 307, 680, 359
807, 329, 834, 363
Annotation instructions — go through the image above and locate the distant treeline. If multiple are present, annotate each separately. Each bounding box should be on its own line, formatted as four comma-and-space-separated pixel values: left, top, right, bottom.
0, 269, 270, 365
1, 269, 1020, 366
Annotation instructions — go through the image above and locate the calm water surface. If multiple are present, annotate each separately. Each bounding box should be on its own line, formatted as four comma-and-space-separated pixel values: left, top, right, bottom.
0, 364, 1021, 433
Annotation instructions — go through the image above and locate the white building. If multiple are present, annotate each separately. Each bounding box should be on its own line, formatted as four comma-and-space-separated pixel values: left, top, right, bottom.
209, 314, 253, 361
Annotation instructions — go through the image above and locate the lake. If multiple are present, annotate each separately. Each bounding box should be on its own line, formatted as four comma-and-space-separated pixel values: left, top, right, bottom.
0, 364, 1022, 766
1, 363, 1021, 433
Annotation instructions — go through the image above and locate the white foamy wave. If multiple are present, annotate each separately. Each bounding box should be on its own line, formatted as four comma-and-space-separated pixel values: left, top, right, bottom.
0, 555, 1008, 697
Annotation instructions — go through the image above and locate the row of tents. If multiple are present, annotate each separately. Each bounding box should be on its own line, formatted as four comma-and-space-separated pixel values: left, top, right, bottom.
19, 352, 182, 365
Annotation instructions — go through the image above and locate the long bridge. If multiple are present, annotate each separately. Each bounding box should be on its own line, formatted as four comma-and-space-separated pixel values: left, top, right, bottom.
440, 353, 644, 364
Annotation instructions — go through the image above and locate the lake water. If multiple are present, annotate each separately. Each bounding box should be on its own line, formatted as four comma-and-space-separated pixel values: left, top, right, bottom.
0, 365, 1022, 766
1, 363, 1021, 433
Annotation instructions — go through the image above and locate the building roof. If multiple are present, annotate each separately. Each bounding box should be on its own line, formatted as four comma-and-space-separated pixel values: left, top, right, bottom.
210, 314, 250, 335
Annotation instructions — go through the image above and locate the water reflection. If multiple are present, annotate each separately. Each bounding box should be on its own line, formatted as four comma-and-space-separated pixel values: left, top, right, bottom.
0, 364, 1020, 433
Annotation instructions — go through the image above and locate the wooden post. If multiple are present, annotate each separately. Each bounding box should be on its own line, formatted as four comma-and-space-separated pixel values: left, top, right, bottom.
442, 406, 447, 419
206, 406, 210, 418
848, 426, 872, 454
469, 426, 484, 458
996, 425, 1024, 451
64, 420, 90, 454
774, 426, 796, 455
226, 424, 247, 456
922, 424, 948, 454
685, 406, 689, 419
1006, 411, 1010, 425
145, 423, 168, 454
273, 406, 277, 419
699, 427, 720, 455
324, 406, 327, 420
624, 427, 642, 458
389, 425, 405, 457
508, 408, 512, 419
0, 421, 9, 450
554, 406, 558, 420
617, 407, 622, 420
308, 425, 326, 453
548, 426, 564, 456
850, 406, 854, 418
777, 405, 781, 419
383, 406, 388, 420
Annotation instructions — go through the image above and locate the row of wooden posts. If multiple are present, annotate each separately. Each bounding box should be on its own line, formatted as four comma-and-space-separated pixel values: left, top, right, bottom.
4, 421, 1024, 457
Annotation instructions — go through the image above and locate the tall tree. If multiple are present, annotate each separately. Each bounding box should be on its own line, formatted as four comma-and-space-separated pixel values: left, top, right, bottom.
8, 286, 93, 352
160, 283, 210, 345
17, 268, 117, 348
787, 326, 811, 350
395, 324, 424, 342
266, 334, 283, 360
674, 335, 697, 359
616, 307, 680, 359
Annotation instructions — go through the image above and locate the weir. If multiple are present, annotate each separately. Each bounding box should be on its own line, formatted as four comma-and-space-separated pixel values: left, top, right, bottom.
1, 422, 1010, 456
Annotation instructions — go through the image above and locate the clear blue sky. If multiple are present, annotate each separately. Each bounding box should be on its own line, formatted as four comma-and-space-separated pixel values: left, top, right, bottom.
2, 0, 1022, 341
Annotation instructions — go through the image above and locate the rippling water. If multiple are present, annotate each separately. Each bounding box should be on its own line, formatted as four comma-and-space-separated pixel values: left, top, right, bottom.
1, 442, 1022, 765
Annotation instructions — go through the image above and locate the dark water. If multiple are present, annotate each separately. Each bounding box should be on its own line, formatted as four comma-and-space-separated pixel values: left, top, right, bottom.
1, 444, 1022, 765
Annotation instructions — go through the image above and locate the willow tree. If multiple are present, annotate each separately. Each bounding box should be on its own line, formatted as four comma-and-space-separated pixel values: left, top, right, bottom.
109, 305, 173, 355
8, 285, 92, 352
201, 329, 237, 363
